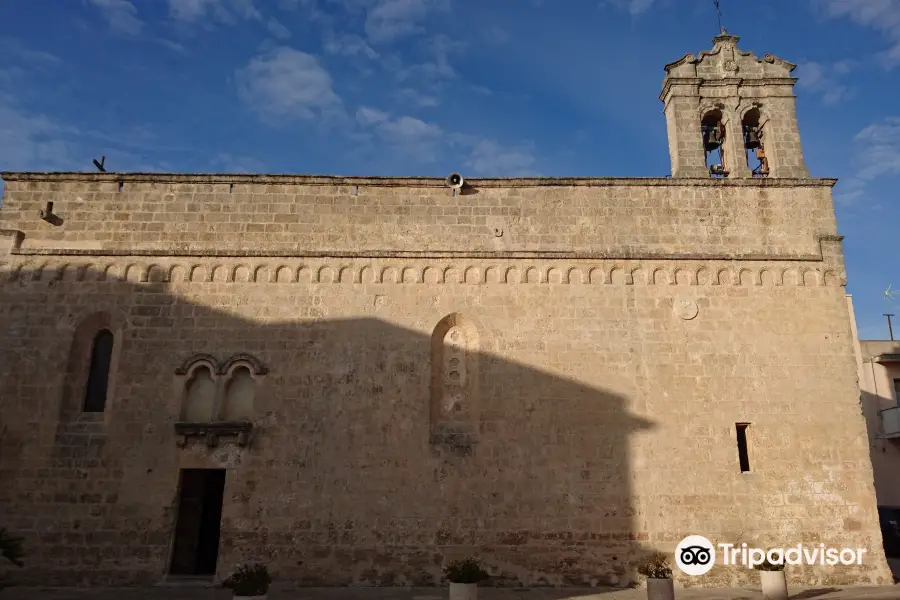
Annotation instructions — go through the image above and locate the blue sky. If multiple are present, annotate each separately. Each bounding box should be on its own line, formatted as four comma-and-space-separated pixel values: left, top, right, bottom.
1, 0, 898, 339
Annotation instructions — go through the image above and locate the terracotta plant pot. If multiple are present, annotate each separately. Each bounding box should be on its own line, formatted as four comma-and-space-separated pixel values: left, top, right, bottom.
647, 577, 675, 600
760, 570, 788, 600
449, 582, 478, 600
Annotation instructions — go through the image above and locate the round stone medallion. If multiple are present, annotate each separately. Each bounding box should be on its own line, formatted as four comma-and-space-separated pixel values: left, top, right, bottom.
674, 298, 699, 321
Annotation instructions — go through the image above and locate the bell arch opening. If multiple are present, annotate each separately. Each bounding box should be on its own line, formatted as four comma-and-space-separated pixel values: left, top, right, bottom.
701, 109, 727, 177
742, 107, 768, 177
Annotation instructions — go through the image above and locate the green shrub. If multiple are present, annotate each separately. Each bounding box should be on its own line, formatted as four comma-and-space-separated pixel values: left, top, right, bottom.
755, 553, 785, 572
637, 552, 673, 579
223, 563, 271, 596
443, 557, 489, 584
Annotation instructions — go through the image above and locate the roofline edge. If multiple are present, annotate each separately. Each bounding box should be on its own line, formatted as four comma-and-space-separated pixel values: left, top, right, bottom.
1, 172, 839, 188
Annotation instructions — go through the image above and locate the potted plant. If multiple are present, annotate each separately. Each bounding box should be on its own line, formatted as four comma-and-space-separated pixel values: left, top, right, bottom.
637, 551, 674, 600
444, 557, 489, 600
223, 563, 272, 600
755, 554, 787, 600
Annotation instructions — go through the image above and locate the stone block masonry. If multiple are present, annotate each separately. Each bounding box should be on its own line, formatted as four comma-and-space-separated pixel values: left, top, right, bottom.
1, 174, 837, 259
0, 171, 891, 589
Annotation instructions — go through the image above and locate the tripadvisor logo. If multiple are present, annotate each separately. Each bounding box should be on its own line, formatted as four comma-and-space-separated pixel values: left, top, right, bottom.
674, 535, 869, 575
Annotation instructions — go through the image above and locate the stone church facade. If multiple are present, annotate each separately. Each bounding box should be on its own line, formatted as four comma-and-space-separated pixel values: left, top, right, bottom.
0, 33, 891, 588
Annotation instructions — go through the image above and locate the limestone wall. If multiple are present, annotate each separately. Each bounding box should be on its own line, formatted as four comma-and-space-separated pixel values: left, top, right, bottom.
0, 174, 837, 259
0, 174, 890, 588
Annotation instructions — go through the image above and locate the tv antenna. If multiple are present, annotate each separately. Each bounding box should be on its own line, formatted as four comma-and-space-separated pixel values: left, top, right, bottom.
885, 284, 896, 341
93, 156, 106, 172
714, 0, 725, 34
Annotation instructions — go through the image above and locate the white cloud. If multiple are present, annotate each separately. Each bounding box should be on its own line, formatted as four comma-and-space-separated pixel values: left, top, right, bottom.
354, 106, 539, 174
169, 0, 294, 39
356, 106, 390, 125
482, 26, 511, 45
88, 0, 143, 36
854, 117, 900, 180
388, 34, 459, 83
236, 47, 342, 121
324, 33, 379, 59
796, 60, 856, 105
835, 117, 900, 205
464, 139, 538, 176
158, 39, 188, 53
266, 17, 291, 39
0, 37, 60, 65
212, 153, 268, 173
603, 0, 655, 16
378, 115, 442, 140
395, 88, 439, 107
0, 96, 161, 173
625, 0, 654, 15
0, 97, 82, 171
364, 0, 445, 43
355, 106, 441, 159
169, 0, 261, 23
818, 0, 900, 68
169, 0, 212, 20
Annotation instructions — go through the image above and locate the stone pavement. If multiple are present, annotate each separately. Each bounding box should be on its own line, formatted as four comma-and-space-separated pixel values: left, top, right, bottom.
2, 586, 900, 600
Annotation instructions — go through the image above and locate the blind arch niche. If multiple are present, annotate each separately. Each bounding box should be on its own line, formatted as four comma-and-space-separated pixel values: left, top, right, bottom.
430, 313, 480, 447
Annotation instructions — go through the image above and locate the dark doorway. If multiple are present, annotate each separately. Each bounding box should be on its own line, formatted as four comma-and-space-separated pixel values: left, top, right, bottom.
169, 469, 226, 576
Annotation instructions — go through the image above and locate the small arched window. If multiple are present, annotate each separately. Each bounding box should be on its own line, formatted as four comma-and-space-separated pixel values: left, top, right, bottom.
83, 329, 114, 412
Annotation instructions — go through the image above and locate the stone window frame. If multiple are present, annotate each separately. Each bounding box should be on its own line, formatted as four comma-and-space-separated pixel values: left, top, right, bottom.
173, 353, 267, 448
174, 353, 267, 423
61, 311, 125, 420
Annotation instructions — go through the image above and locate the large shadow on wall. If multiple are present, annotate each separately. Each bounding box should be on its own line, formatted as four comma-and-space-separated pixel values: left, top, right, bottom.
0, 266, 655, 588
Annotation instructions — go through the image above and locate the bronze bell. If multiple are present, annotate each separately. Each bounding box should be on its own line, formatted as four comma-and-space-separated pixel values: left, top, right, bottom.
703, 126, 723, 152
744, 126, 761, 149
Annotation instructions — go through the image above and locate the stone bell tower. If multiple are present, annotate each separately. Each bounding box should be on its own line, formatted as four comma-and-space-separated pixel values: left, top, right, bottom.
660, 30, 810, 179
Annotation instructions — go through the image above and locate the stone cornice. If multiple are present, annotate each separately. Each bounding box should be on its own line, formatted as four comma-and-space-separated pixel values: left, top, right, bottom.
659, 78, 702, 101
660, 77, 797, 101
701, 77, 797, 88
0, 172, 837, 188
4, 235, 844, 262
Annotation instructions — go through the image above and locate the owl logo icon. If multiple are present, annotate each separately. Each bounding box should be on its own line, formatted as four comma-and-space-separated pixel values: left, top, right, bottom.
675, 535, 716, 576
